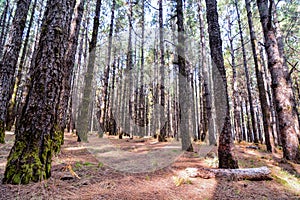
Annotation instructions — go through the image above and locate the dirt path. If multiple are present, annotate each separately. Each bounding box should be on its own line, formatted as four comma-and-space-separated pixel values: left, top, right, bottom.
0, 132, 299, 200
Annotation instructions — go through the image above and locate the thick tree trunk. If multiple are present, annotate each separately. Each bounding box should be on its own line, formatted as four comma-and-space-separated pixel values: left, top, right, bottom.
245, 0, 273, 152
177, 0, 193, 152
205, 0, 238, 168
0, 0, 31, 143
257, 0, 300, 162
2, 0, 75, 184
77, 0, 102, 142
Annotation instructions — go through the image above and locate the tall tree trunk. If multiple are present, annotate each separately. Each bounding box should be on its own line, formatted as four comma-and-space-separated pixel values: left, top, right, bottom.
240, 98, 246, 141
125, 0, 133, 138
0, 0, 9, 58
245, 0, 273, 151
234, 0, 258, 144
256, 0, 300, 162
227, 10, 242, 143
177, 0, 193, 152
272, 1, 300, 133
139, 0, 145, 135
205, 0, 238, 168
6, 0, 38, 131
0, 0, 31, 143
158, 0, 166, 142
99, 0, 116, 134
59, 0, 85, 138
3, 0, 75, 184
198, 0, 212, 143
0, 4, 13, 59
77, 0, 102, 142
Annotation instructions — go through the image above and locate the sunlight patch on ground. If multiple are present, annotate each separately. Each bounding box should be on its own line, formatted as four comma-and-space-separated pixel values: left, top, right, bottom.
64, 146, 86, 151
82, 135, 183, 173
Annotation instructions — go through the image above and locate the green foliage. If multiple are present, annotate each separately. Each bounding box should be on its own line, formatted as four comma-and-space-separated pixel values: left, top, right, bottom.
83, 162, 94, 166
97, 162, 104, 168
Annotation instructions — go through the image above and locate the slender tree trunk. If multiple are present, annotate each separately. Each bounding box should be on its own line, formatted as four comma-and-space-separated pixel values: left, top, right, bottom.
158, 0, 166, 142
6, 0, 38, 131
245, 0, 273, 151
59, 0, 85, 140
198, 0, 212, 143
0, 0, 31, 143
234, 0, 258, 144
177, 0, 193, 152
139, 0, 145, 134
240, 99, 246, 141
205, 0, 238, 168
256, 0, 300, 162
0, 0, 9, 58
1, 4, 13, 58
227, 11, 242, 143
99, 0, 116, 134
3, 0, 75, 184
77, 0, 102, 142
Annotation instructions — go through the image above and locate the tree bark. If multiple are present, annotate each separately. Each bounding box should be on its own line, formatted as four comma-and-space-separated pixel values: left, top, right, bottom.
158, 0, 166, 142
99, 0, 116, 134
256, 0, 300, 162
2, 0, 75, 184
177, 0, 193, 152
234, 0, 258, 144
245, 0, 273, 152
77, 0, 102, 142
0, 0, 9, 59
198, 0, 212, 143
227, 11, 242, 143
205, 0, 238, 168
0, 0, 31, 143
6, 0, 38, 131
59, 0, 85, 132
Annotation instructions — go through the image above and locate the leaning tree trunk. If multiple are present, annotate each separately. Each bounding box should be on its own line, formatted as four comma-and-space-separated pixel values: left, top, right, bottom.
0, 0, 31, 143
177, 0, 193, 152
3, 0, 75, 184
256, 0, 300, 162
205, 0, 238, 168
245, 0, 273, 152
59, 0, 85, 134
77, 0, 102, 142
0, 0, 9, 59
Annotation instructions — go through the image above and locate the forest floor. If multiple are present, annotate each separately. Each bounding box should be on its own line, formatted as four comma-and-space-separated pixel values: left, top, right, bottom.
0, 132, 300, 200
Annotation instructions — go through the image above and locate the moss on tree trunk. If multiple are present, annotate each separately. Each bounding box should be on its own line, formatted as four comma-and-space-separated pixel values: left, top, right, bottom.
2, 0, 75, 184
0, 120, 5, 143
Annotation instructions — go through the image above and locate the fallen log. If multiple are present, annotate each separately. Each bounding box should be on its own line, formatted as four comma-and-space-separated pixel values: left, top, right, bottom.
186, 166, 272, 181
